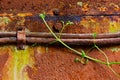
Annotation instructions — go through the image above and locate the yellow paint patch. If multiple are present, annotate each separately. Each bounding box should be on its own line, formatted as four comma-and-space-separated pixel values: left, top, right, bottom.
2, 46, 35, 80
109, 21, 120, 33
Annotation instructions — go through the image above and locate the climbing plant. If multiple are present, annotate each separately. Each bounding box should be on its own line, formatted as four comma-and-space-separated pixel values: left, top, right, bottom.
39, 13, 120, 78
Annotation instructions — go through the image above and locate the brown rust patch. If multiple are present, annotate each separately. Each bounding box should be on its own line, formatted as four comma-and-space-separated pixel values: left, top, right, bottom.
26, 46, 120, 80
0, 0, 120, 80
0, 53, 8, 80
0, 0, 119, 33
0, 0, 120, 15
0, 15, 119, 33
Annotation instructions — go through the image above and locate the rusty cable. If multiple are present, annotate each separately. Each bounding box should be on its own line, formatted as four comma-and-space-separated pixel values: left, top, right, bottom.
26, 37, 120, 45
0, 37, 120, 45
0, 32, 120, 39
0, 32, 120, 45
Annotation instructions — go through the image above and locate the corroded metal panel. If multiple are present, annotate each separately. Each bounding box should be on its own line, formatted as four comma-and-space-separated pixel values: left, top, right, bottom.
0, 0, 120, 80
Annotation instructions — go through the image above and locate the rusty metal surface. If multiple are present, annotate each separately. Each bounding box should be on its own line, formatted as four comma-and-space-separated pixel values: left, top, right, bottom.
26, 13, 120, 22
17, 27, 26, 49
1, 33, 120, 45
0, 15, 118, 34
0, 0, 120, 80
0, 26, 120, 46
0, 0, 120, 15
0, 13, 119, 33
26, 37, 120, 45
1, 32, 120, 38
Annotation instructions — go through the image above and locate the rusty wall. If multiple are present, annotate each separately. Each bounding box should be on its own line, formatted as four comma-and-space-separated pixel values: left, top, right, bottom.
0, 0, 120, 80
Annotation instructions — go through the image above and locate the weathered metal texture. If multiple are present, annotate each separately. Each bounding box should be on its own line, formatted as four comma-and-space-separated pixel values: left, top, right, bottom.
0, 37, 16, 43
0, 14, 119, 33
0, 0, 120, 15
0, 0, 119, 34
1, 32, 120, 38
26, 14, 120, 22
26, 37, 120, 45
0, 27, 120, 46
0, 0, 120, 80
24, 15, 120, 33
17, 27, 26, 49
26, 32, 120, 39
1, 37, 120, 45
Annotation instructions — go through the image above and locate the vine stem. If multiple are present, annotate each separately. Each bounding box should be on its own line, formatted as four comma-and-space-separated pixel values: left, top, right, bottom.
58, 21, 65, 38
40, 14, 107, 65
39, 13, 120, 78
94, 44, 110, 66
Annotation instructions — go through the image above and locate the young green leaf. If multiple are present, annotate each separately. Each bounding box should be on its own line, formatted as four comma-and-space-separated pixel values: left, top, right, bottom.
93, 32, 97, 39
74, 58, 80, 62
66, 21, 74, 26
39, 13, 46, 19
81, 50, 86, 58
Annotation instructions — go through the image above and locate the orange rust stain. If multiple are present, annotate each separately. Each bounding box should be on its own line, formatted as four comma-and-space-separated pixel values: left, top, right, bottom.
82, 3, 89, 11
98, 6, 107, 12
17, 13, 33, 17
